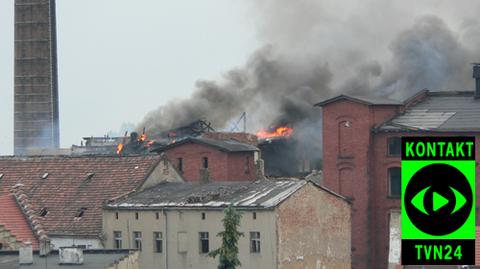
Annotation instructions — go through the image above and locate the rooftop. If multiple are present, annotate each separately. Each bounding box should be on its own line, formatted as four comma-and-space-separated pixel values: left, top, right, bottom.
0, 155, 161, 238
314, 94, 403, 106
0, 249, 135, 269
152, 137, 260, 153
106, 179, 309, 209
378, 91, 480, 132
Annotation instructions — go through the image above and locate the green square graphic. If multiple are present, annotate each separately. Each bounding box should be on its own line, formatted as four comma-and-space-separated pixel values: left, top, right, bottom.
401, 160, 476, 240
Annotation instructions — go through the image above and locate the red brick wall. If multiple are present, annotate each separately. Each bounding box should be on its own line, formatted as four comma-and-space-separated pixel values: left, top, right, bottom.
321, 99, 399, 269
164, 142, 257, 181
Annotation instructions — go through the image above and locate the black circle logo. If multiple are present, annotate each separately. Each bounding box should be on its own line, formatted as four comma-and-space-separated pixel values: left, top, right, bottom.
404, 163, 472, 236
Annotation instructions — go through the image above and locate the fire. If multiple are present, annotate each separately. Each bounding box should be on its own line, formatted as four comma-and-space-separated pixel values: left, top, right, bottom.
139, 133, 147, 142
116, 143, 124, 155
256, 126, 293, 139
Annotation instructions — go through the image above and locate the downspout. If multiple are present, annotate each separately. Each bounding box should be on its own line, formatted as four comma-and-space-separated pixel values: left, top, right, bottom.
163, 210, 168, 269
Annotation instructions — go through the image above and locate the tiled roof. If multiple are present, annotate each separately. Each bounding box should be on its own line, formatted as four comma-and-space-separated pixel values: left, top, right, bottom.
106, 179, 307, 209
0, 155, 161, 238
152, 137, 260, 153
315, 94, 403, 106
0, 191, 39, 250
378, 91, 480, 132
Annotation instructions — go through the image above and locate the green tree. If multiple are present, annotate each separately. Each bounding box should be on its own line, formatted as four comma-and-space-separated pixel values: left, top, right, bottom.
209, 204, 244, 269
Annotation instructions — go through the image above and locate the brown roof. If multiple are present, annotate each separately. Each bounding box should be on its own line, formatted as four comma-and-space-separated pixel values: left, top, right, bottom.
0, 155, 161, 238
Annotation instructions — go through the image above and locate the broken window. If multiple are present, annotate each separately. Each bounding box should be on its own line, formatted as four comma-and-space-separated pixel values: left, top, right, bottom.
387, 137, 401, 156
250, 232, 261, 253
76, 208, 87, 218
133, 231, 142, 251
154, 232, 163, 253
115, 212, 119, 220
156, 212, 160, 220
39, 208, 48, 217
135, 212, 139, 220
199, 232, 209, 253
253, 212, 257, 220
114, 231, 122, 249
201, 212, 206, 220
245, 157, 250, 174
178, 158, 183, 172
388, 167, 401, 198
202, 157, 208, 169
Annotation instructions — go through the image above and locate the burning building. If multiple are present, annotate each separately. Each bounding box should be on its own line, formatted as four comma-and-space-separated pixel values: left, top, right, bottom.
14, 0, 60, 155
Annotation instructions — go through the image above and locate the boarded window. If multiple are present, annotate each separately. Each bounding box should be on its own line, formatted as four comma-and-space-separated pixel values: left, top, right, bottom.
387, 137, 401, 156
178, 232, 187, 253
339, 168, 354, 198
114, 231, 122, 249
250, 232, 261, 253
388, 167, 401, 197
199, 232, 209, 253
154, 232, 163, 253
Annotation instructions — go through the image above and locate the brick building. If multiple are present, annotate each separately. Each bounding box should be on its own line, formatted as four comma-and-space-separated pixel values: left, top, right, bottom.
154, 137, 260, 182
316, 89, 480, 269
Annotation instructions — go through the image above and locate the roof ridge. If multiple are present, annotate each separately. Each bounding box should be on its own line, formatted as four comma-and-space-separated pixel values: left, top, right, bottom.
10, 185, 49, 242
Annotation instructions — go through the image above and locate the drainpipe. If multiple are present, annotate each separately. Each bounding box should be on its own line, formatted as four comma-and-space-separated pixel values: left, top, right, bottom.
163, 209, 168, 269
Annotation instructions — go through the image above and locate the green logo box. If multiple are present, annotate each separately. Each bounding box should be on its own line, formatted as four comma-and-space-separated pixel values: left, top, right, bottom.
401, 136, 476, 265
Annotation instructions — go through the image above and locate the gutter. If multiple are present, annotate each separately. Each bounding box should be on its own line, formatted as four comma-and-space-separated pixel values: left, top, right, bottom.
163, 210, 168, 269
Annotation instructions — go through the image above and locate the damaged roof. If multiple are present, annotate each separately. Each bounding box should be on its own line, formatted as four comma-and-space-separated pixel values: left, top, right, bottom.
152, 137, 259, 153
315, 94, 403, 106
106, 180, 307, 209
0, 155, 161, 238
378, 91, 480, 132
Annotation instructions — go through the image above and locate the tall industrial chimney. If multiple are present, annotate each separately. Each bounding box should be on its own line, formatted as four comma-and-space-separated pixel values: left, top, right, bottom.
14, 0, 59, 155
473, 63, 480, 98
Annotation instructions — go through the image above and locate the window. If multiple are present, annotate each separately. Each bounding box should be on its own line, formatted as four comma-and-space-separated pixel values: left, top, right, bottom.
387, 137, 401, 156
133, 231, 142, 250
199, 232, 209, 253
388, 167, 401, 198
203, 157, 208, 169
154, 232, 163, 253
201, 212, 206, 220
114, 231, 122, 249
115, 212, 119, 220
252, 212, 257, 220
178, 158, 183, 172
135, 212, 139, 220
245, 157, 250, 174
250, 232, 261, 253
156, 212, 160, 220
39, 208, 48, 217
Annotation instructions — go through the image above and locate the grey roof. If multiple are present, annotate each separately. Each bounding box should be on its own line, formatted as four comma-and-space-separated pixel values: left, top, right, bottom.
315, 94, 402, 106
0, 250, 133, 269
106, 180, 308, 209
378, 91, 480, 132
152, 137, 259, 153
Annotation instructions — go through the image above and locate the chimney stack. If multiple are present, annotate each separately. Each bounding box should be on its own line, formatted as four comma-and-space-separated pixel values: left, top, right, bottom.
473, 63, 480, 98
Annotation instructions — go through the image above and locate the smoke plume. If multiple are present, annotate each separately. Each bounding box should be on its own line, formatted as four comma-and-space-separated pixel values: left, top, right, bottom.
139, 0, 480, 141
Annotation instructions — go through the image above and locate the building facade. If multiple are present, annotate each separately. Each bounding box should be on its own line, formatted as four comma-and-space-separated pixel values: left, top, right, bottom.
103, 180, 351, 269
316, 90, 480, 269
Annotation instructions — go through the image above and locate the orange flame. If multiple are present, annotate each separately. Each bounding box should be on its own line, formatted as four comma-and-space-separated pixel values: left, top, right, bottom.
116, 143, 124, 155
139, 134, 147, 142
256, 126, 293, 139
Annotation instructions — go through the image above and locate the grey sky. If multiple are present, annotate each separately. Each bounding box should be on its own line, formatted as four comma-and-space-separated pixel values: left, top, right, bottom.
0, 0, 258, 155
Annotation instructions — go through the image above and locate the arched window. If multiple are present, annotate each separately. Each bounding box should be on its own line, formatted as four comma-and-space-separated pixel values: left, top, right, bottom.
338, 120, 353, 157
388, 167, 401, 198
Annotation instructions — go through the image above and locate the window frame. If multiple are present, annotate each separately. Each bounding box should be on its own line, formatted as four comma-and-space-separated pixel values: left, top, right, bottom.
113, 231, 122, 249
202, 157, 209, 169
388, 167, 401, 198
387, 137, 402, 156
133, 231, 142, 251
153, 232, 163, 253
250, 232, 261, 253
178, 158, 183, 172
199, 232, 209, 254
